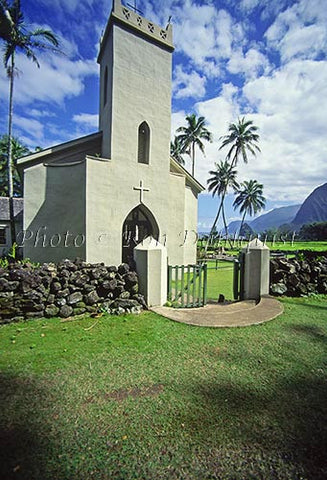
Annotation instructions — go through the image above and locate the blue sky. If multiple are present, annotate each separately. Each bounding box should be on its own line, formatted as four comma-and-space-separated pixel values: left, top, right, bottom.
0, 0, 326, 231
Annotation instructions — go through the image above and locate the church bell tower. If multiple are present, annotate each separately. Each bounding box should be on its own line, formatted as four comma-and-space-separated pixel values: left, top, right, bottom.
97, 0, 174, 166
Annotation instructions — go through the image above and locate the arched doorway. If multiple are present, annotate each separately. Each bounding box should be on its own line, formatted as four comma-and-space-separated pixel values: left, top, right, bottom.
122, 204, 159, 265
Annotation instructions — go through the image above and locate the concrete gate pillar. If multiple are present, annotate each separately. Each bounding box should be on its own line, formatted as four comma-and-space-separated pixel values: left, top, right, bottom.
242, 239, 270, 300
134, 236, 167, 307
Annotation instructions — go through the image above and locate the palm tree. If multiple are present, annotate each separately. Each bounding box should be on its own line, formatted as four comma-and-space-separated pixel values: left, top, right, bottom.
233, 180, 266, 239
207, 160, 238, 248
1, 0, 60, 244
170, 136, 187, 165
0, 134, 30, 196
176, 114, 212, 177
219, 116, 261, 168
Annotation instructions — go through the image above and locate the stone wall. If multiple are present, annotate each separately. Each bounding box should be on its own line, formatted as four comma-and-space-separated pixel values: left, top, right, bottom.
0, 258, 147, 324
270, 251, 327, 296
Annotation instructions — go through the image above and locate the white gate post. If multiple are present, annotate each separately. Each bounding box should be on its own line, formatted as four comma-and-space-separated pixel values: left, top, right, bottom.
134, 236, 167, 307
242, 239, 270, 300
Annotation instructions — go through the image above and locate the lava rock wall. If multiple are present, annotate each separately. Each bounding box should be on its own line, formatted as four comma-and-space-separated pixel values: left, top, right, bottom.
270, 251, 327, 296
0, 258, 146, 324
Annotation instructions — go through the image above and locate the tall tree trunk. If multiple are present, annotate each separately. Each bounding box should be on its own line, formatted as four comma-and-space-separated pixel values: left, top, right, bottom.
7, 54, 16, 246
191, 142, 195, 177
222, 202, 233, 249
238, 211, 247, 242
204, 191, 226, 255
222, 203, 228, 238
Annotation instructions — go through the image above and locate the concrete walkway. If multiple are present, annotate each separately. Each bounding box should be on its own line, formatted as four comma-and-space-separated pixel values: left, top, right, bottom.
151, 295, 284, 328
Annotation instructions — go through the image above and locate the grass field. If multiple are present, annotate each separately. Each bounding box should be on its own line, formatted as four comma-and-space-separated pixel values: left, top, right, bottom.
1, 295, 327, 479
257, 241, 327, 252
206, 260, 234, 301
203, 240, 327, 255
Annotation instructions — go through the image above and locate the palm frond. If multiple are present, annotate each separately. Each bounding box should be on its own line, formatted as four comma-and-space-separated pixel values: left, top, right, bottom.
219, 116, 261, 167
175, 113, 212, 176
30, 28, 60, 46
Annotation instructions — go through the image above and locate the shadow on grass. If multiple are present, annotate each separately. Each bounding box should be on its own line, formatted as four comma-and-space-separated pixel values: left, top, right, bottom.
0, 373, 64, 480
289, 324, 327, 342
281, 298, 327, 310
183, 374, 327, 479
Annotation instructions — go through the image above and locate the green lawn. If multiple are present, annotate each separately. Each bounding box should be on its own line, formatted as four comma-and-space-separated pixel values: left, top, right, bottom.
1, 295, 327, 479
204, 240, 327, 254
206, 260, 234, 301
264, 241, 327, 251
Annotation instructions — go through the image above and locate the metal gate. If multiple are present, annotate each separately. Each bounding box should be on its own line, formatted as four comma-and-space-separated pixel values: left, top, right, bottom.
167, 264, 207, 308
233, 253, 245, 301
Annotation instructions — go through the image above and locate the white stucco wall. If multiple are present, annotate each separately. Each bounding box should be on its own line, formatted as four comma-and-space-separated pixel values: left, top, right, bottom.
23, 161, 86, 263
84, 157, 196, 266
183, 185, 198, 265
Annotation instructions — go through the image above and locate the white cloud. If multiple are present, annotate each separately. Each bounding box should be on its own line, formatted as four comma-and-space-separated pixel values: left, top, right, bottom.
0, 53, 98, 106
240, 0, 292, 21
227, 48, 271, 79
265, 0, 327, 63
36, 0, 109, 15
214, 9, 238, 59
243, 59, 327, 142
73, 113, 99, 128
279, 24, 326, 62
240, 0, 262, 11
29, 109, 56, 118
168, 2, 245, 78
173, 65, 206, 99
173, 4, 217, 63
171, 110, 186, 136
14, 116, 45, 144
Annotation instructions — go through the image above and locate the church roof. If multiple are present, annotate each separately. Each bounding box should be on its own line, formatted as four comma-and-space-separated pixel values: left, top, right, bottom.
17, 132, 102, 168
170, 157, 205, 193
0, 197, 23, 221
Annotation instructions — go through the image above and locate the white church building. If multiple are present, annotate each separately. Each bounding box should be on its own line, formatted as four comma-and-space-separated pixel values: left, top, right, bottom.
18, 0, 204, 266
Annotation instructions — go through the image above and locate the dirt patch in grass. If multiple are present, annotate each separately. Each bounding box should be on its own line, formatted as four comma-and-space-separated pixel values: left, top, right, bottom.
85, 383, 164, 404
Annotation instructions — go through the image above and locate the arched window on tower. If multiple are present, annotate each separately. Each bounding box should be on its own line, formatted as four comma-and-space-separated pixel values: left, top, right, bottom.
138, 121, 150, 164
103, 66, 108, 106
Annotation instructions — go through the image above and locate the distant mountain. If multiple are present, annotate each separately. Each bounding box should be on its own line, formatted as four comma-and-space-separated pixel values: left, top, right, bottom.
293, 183, 327, 226
227, 204, 301, 234
225, 183, 327, 235
227, 220, 242, 234
251, 204, 301, 232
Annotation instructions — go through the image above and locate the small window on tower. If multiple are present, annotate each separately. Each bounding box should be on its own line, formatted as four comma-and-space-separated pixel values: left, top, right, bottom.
104, 66, 108, 106
138, 121, 150, 164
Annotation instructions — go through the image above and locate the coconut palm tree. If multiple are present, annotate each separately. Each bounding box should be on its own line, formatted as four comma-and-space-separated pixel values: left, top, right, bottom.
207, 160, 238, 247
219, 116, 261, 168
233, 180, 266, 239
176, 114, 212, 177
1, 0, 60, 244
0, 134, 30, 196
170, 135, 187, 165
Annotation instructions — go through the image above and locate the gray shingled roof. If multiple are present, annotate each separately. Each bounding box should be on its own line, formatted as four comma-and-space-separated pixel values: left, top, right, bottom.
0, 197, 23, 221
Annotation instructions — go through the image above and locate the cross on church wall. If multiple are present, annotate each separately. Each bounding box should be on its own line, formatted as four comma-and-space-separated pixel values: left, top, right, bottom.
133, 180, 150, 203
